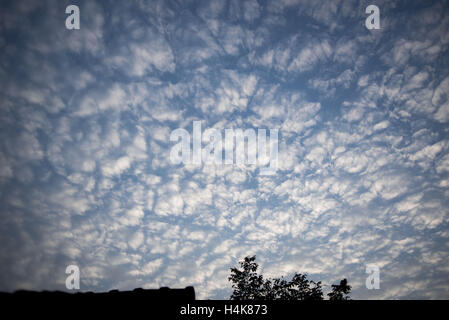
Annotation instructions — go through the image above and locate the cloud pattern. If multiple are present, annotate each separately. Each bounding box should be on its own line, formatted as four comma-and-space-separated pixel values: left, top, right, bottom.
1, 0, 449, 299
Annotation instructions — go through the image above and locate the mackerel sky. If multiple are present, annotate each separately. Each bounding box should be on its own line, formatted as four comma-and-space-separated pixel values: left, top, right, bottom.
1, 0, 449, 299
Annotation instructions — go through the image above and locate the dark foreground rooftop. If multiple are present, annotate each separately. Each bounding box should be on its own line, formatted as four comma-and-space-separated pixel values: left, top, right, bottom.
0, 286, 195, 302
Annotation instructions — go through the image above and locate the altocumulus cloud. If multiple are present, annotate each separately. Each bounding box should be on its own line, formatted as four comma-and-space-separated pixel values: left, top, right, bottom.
0, 0, 449, 299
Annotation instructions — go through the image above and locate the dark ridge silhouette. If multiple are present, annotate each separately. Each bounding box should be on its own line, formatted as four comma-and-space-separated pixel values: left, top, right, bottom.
0, 286, 195, 303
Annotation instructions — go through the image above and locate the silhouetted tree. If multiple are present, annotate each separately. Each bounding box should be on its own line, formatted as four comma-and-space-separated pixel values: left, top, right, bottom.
327, 278, 351, 300
228, 256, 265, 299
229, 256, 327, 300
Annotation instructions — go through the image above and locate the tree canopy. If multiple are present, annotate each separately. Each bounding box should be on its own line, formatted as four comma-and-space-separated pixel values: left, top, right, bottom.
229, 256, 351, 300
327, 278, 352, 300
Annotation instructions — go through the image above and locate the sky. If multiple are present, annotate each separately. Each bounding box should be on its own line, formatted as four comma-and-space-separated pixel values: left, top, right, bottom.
0, 0, 449, 300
